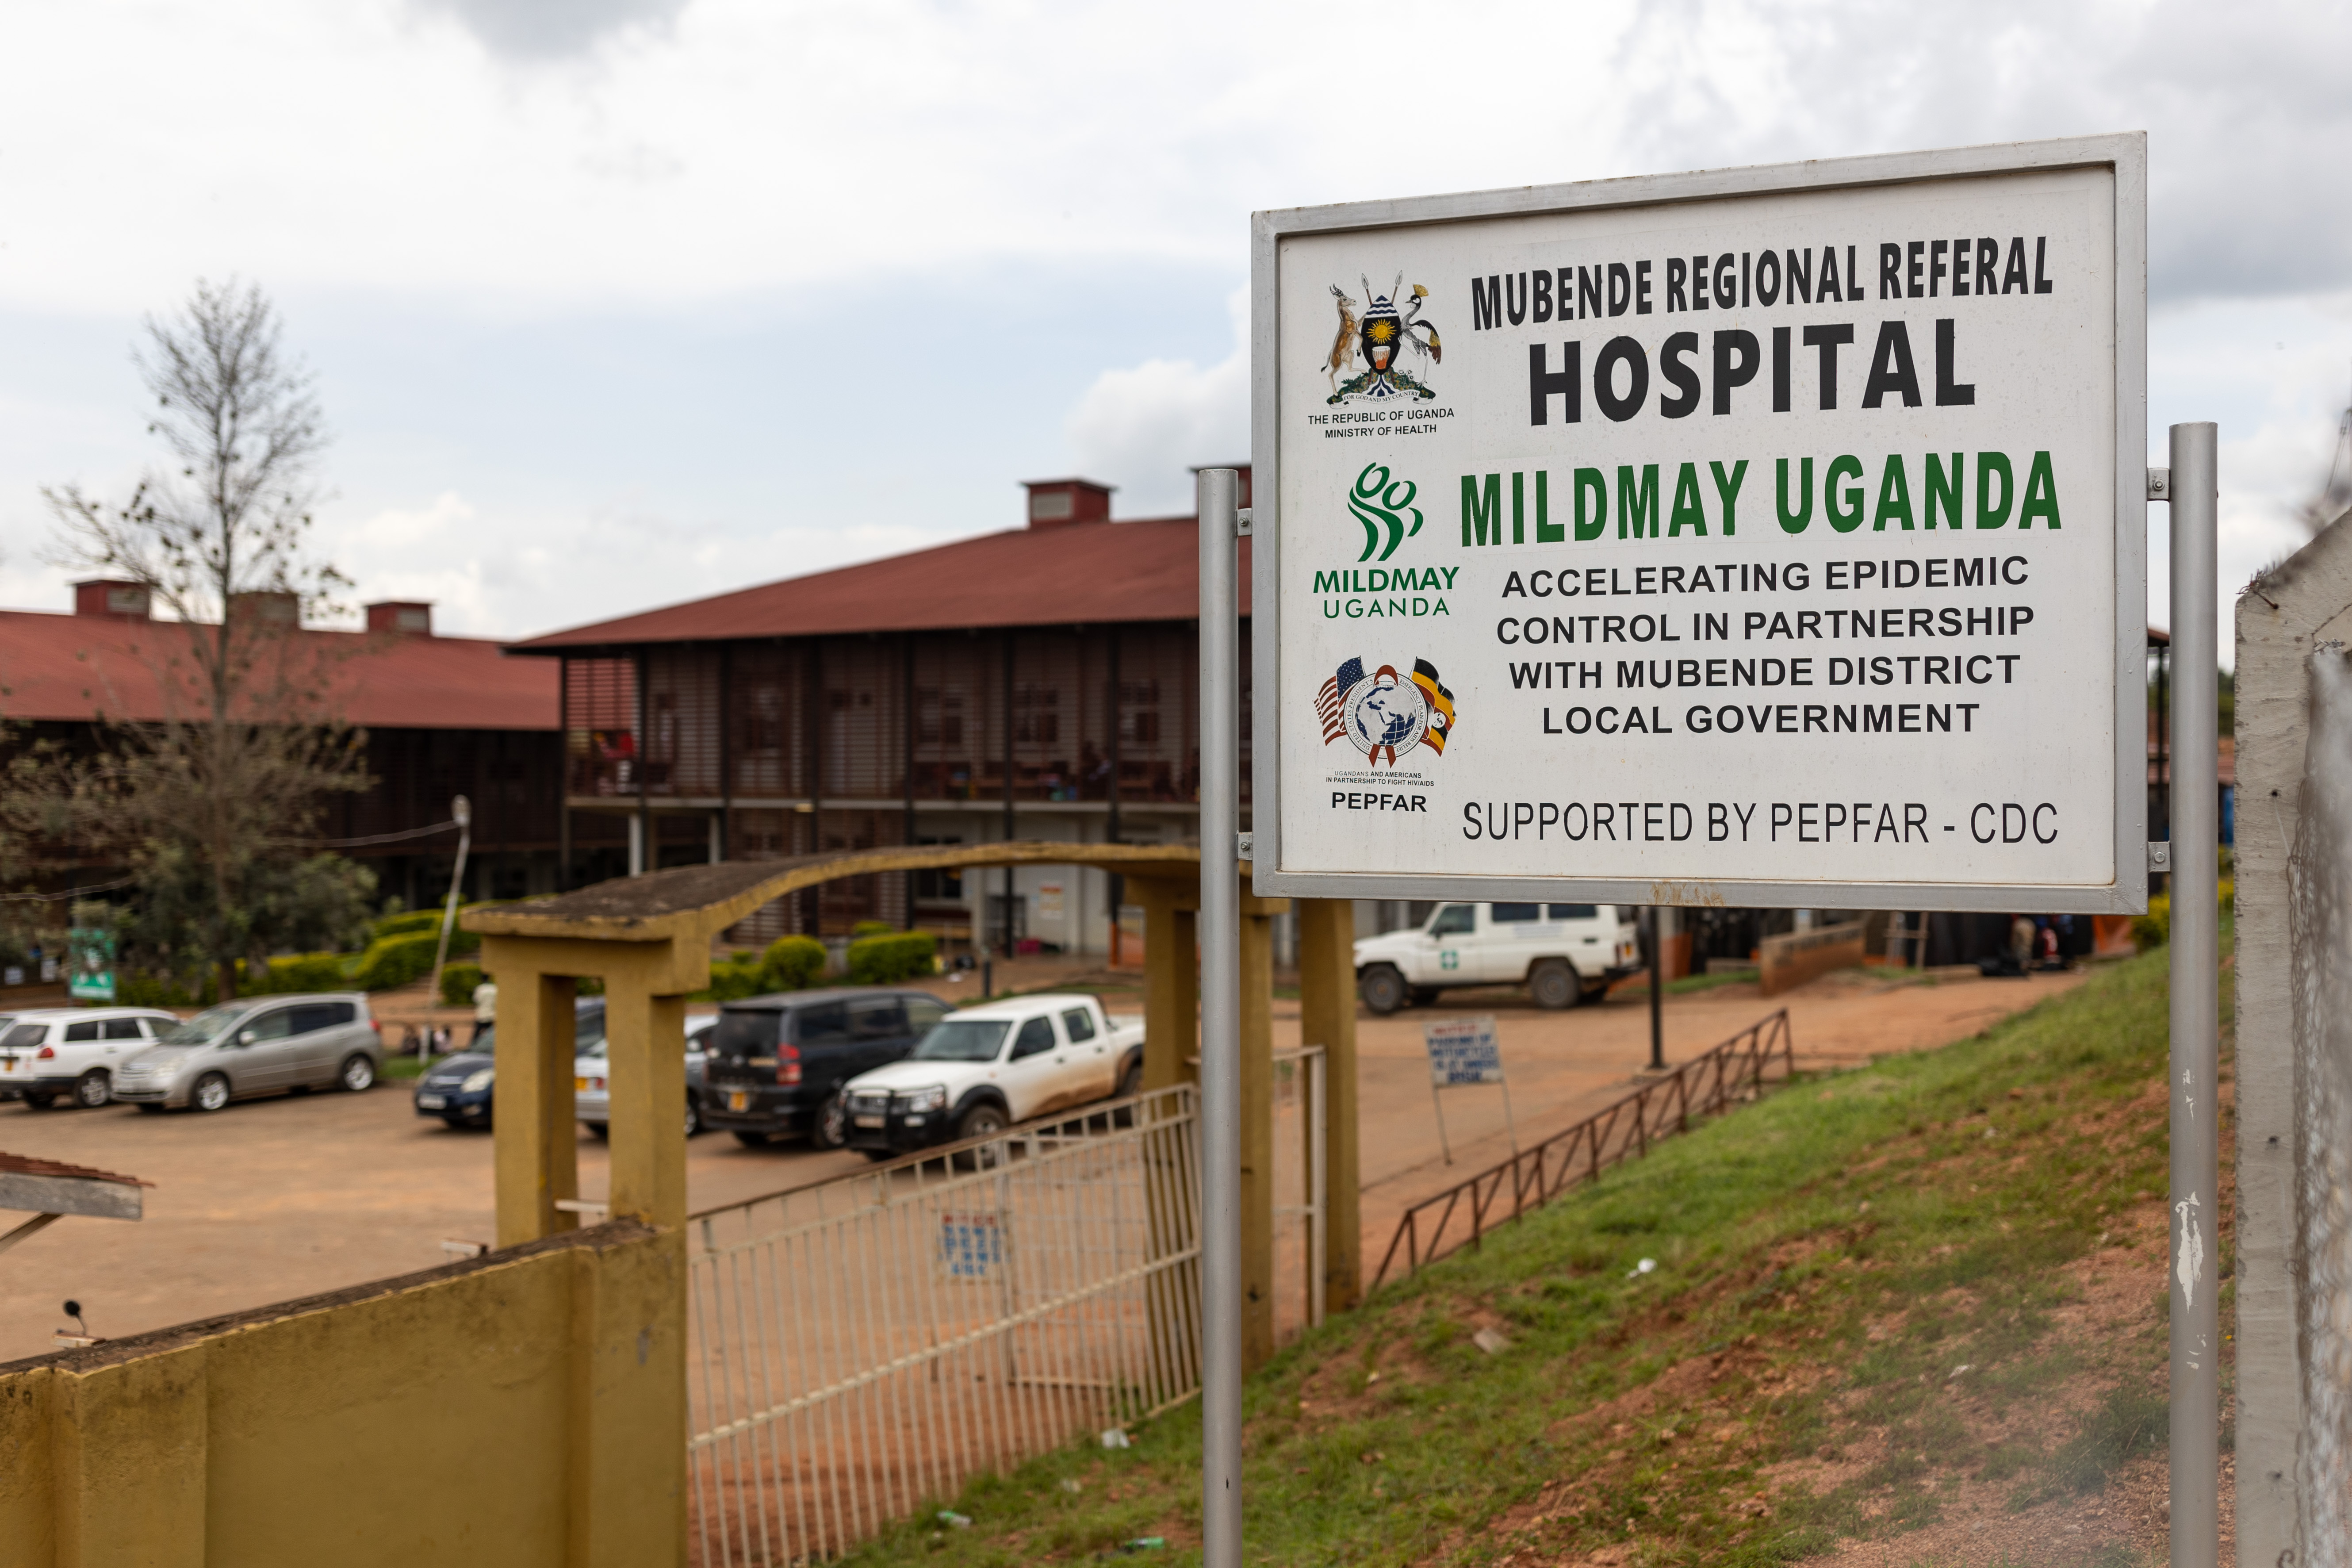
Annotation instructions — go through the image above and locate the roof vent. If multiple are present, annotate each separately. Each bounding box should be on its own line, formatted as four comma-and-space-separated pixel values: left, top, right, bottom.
72, 579, 151, 620
226, 590, 301, 627
366, 601, 434, 636
1021, 479, 1113, 529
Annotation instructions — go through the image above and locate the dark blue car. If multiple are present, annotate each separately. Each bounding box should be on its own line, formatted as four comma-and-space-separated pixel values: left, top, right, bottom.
414, 999, 605, 1130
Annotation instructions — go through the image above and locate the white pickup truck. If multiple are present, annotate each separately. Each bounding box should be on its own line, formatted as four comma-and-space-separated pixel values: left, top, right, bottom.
1354, 901, 1642, 1013
837, 993, 1144, 1158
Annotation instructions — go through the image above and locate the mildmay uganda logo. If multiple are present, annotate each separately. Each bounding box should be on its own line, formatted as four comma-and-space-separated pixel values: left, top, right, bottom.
1316, 657, 1458, 768
1348, 461, 1423, 562
1325, 274, 1441, 405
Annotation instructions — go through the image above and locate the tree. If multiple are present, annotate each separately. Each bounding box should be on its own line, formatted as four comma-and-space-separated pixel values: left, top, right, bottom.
31, 280, 373, 997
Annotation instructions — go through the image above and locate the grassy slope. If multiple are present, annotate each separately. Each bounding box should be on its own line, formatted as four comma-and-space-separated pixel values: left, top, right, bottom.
847, 945, 2204, 1566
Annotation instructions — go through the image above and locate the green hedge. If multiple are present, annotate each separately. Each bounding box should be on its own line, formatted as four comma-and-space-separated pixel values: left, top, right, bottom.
847, 931, 937, 985
850, 920, 894, 939
763, 935, 828, 991
372, 909, 445, 940
441, 962, 485, 1006
346, 930, 441, 991
2131, 877, 2233, 950
238, 953, 351, 996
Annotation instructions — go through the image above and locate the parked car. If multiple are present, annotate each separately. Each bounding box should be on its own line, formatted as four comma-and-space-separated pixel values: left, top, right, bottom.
575, 1013, 716, 1139
1352, 901, 1643, 1014
700, 989, 953, 1149
113, 995, 382, 1112
838, 993, 1145, 1159
0, 1007, 181, 1108
414, 997, 605, 1130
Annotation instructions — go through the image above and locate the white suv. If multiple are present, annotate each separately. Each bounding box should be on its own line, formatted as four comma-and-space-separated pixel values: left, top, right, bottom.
0, 1008, 182, 1109
1353, 901, 1643, 1013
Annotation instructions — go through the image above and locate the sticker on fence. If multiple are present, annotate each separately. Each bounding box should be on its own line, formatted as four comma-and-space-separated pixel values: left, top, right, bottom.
937, 1211, 1007, 1281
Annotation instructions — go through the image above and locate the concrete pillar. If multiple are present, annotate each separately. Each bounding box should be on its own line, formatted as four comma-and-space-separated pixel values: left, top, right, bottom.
603, 976, 690, 1231
1295, 897, 1362, 1313
1241, 910, 1275, 1370
1137, 879, 1197, 1088
486, 956, 581, 1247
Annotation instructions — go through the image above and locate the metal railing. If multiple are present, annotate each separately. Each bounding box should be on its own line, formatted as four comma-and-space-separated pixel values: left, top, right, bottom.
686, 1084, 1201, 1566
1370, 1009, 1796, 1290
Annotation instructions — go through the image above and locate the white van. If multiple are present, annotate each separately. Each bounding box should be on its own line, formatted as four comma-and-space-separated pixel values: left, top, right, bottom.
1352, 902, 1643, 1013
0, 1008, 183, 1108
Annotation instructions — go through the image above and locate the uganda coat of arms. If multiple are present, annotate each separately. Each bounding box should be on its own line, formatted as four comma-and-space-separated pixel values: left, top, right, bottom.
1316, 658, 1457, 767
1325, 274, 1441, 405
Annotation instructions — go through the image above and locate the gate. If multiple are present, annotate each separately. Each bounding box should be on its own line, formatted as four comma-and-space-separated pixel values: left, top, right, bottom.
686, 1085, 1200, 1565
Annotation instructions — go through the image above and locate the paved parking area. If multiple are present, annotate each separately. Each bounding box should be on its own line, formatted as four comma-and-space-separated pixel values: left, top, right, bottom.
0, 964, 2084, 1365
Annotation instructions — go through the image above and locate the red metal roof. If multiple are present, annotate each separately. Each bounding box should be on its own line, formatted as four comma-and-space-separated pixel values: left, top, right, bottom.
0, 1150, 149, 1187
0, 611, 557, 731
509, 516, 1254, 652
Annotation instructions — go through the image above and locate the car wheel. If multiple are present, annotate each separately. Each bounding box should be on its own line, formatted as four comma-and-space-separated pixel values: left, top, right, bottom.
955, 1102, 1008, 1142
732, 1130, 771, 1149
1529, 960, 1579, 1011
812, 1092, 848, 1150
74, 1070, 112, 1109
193, 1073, 231, 1113
1359, 964, 1408, 1015
583, 1121, 609, 1140
1115, 1058, 1143, 1099
338, 1054, 376, 1093
22, 1093, 53, 1112
685, 1099, 702, 1139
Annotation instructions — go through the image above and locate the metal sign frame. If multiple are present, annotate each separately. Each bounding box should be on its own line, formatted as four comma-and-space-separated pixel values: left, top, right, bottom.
1249, 133, 2148, 914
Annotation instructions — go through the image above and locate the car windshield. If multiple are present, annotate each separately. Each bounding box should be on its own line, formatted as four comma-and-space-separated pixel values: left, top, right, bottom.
911, 1019, 1011, 1062
157, 1004, 249, 1046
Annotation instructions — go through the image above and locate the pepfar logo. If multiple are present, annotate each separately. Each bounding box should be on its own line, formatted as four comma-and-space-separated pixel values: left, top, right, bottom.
1348, 462, 1423, 562
1315, 656, 1457, 768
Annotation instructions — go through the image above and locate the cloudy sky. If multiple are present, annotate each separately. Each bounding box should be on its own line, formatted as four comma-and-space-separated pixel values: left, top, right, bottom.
0, 0, 2346, 648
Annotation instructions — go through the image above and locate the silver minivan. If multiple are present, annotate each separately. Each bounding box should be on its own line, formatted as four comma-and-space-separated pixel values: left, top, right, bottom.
113, 993, 382, 1113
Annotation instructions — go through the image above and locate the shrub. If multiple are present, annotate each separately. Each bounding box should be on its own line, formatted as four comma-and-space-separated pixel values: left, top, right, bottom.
441, 962, 485, 1006
118, 972, 210, 1008
761, 935, 828, 993
850, 920, 894, 939
698, 952, 769, 1003
2132, 877, 2233, 950
346, 930, 441, 991
372, 908, 443, 939
847, 930, 937, 985
240, 953, 350, 996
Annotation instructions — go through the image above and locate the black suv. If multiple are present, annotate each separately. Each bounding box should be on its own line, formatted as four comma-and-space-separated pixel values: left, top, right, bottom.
701, 988, 949, 1148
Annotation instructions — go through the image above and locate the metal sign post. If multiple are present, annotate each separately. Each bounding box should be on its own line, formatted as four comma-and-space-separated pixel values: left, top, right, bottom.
2164, 422, 2218, 1568
1197, 466, 1244, 1568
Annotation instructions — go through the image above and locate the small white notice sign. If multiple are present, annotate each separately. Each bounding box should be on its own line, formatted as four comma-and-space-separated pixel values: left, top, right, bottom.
1423, 1016, 1505, 1085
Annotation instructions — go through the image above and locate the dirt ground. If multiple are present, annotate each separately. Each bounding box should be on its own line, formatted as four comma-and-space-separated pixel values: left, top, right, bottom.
0, 962, 2082, 1368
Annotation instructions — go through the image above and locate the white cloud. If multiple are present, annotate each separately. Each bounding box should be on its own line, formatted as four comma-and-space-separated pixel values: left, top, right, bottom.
1063, 287, 1249, 517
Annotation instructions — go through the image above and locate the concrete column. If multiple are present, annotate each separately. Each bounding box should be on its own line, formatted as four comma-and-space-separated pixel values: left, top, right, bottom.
48, 1347, 207, 1568
603, 976, 690, 1231
570, 1227, 690, 1568
1137, 879, 1197, 1088
486, 955, 581, 1247
1295, 897, 1362, 1313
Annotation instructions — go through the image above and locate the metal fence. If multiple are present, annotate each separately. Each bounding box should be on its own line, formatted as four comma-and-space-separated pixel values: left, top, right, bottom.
1371, 1008, 1796, 1289
686, 1085, 1201, 1566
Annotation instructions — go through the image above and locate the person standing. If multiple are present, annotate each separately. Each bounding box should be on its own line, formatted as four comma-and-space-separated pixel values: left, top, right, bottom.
471, 978, 497, 1046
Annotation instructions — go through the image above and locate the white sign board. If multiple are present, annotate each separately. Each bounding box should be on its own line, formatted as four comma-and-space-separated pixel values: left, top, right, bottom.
1251, 135, 2146, 914
1423, 1016, 1505, 1086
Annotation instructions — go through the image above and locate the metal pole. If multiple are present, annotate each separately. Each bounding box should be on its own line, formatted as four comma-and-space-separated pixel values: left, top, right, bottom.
425, 795, 472, 1062
1645, 907, 1665, 1072
1196, 467, 1243, 1568
2168, 421, 2219, 1568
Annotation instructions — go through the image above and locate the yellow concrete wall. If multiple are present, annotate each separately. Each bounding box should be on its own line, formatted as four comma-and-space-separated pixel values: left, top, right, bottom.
0, 1221, 684, 1568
